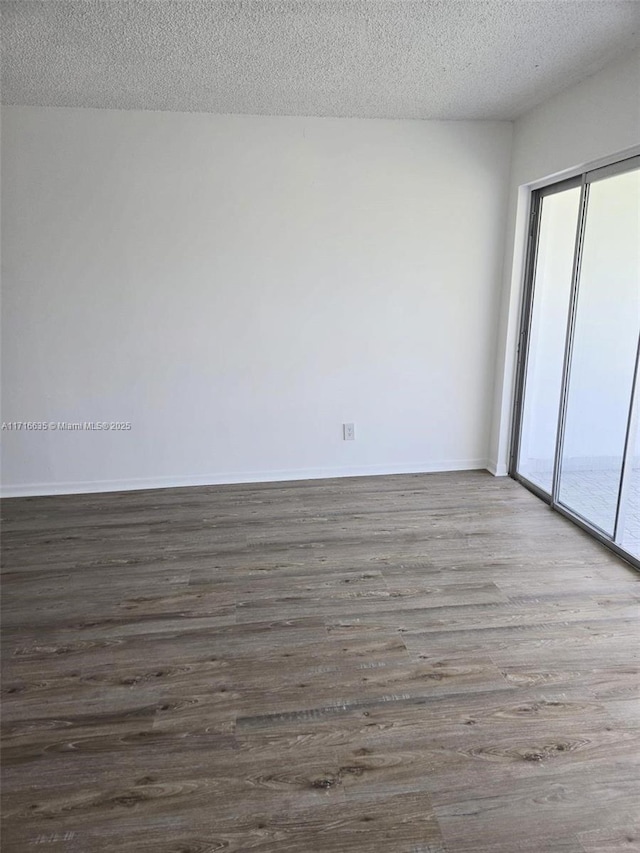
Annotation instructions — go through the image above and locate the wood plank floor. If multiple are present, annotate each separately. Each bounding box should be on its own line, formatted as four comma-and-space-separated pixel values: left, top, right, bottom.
1, 470, 639, 852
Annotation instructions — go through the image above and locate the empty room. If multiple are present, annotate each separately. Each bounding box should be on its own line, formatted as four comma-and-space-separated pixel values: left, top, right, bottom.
1, 1, 639, 851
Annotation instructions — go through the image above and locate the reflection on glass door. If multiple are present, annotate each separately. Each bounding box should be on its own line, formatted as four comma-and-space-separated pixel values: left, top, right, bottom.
558, 169, 640, 535
512, 156, 640, 568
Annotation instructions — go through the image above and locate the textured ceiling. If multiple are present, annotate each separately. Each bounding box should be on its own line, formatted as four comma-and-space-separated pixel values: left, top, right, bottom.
2, 1, 639, 120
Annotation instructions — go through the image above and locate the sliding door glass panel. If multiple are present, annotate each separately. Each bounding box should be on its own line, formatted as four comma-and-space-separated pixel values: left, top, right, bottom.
617, 373, 640, 559
517, 187, 581, 493
558, 169, 640, 535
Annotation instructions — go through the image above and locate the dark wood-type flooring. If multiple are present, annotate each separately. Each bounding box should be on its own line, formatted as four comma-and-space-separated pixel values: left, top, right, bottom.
1, 471, 639, 852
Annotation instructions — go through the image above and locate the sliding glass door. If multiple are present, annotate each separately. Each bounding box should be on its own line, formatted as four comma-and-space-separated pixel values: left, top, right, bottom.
617, 365, 640, 559
512, 156, 640, 568
558, 168, 640, 537
516, 183, 581, 495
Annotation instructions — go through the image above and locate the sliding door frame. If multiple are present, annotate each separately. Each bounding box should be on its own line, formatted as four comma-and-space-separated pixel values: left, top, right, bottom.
614, 332, 640, 543
509, 153, 640, 571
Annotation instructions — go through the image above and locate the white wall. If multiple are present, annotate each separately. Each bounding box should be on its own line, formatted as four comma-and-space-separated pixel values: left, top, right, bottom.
1, 106, 512, 495
489, 48, 640, 475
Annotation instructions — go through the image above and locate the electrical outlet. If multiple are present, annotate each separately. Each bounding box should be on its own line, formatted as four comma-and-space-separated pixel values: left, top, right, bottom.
343, 423, 355, 441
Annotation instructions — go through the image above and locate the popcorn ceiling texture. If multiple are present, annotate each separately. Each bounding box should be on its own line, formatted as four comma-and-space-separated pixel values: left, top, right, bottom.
1, 1, 639, 120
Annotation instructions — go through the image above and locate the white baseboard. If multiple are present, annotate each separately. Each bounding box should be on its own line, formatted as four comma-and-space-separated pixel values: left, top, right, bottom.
486, 459, 509, 477
1, 458, 490, 498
